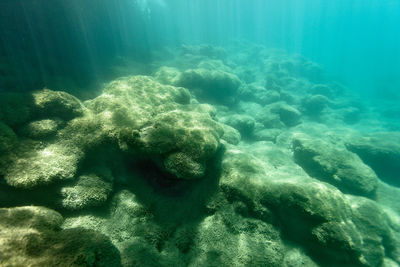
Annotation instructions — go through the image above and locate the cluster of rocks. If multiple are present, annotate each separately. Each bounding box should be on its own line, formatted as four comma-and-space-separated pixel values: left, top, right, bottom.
0, 42, 399, 266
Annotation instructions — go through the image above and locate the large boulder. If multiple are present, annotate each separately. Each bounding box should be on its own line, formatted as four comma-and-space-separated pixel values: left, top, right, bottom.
32, 88, 85, 120
292, 134, 379, 197
177, 68, 241, 104
346, 132, 400, 187
87, 76, 224, 179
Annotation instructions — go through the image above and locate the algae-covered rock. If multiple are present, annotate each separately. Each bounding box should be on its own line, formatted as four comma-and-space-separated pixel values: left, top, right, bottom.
32, 88, 84, 120
85, 76, 223, 180
220, 123, 241, 145
21, 119, 60, 139
219, 114, 256, 137
190, 210, 284, 267
302, 94, 330, 116
238, 83, 281, 105
177, 68, 241, 103
4, 142, 83, 188
263, 181, 395, 267
269, 102, 302, 127
292, 134, 378, 197
154, 66, 182, 85
0, 206, 121, 267
138, 109, 223, 179
346, 132, 400, 187
61, 173, 113, 210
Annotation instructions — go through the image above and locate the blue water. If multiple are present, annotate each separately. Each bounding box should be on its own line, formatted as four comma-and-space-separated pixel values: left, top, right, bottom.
1, 0, 399, 99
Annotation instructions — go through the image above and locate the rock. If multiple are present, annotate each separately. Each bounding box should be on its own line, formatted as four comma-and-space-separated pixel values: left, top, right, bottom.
177, 68, 241, 103
253, 128, 282, 142
0, 206, 121, 267
220, 124, 241, 145
153, 66, 181, 85
309, 84, 335, 98
263, 102, 302, 127
292, 134, 379, 197
346, 132, 400, 187
21, 119, 60, 139
302, 94, 330, 115
219, 114, 256, 137
4, 141, 83, 189
32, 88, 84, 120
138, 109, 223, 179
61, 173, 113, 210
87, 76, 223, 180
263, 181, 396, 267
191, 210, 284, 267
238, 83, 281, 105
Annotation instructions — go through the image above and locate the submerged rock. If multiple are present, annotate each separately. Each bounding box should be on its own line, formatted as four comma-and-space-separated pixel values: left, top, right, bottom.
32, 88, 84, 120
4, 141, 83, 189
88, 75, 223, 180
61, 173, 113, 210
220, 123, 241, 145
0, 206, 121, 267
346, 132, 400, 187
21, 119, 60, 139
292, 134, 379, 197
219, 114, 256, 137
177, 68, 241, 104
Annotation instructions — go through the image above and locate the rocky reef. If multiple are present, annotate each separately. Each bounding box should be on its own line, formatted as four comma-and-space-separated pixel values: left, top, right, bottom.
0, 42, 399, 266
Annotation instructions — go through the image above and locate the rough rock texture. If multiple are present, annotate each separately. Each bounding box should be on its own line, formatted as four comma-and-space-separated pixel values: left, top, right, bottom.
177, 68, 241, 103
4, 141, 83, 189
346, 132, 400, 187
218, 145, 397, 266
0, 206, 121, 267
61, 173, 113, 210
220, 124, 241, 145
87, 76, 223, 179
32, 88, 84, 120
292, 134, 379, 197
21, 119, 60, 139
219, 114, 256, 137
302, 94, 330, 116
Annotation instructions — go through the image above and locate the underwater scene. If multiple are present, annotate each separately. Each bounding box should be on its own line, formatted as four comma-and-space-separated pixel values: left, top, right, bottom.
1, 0, 400, 266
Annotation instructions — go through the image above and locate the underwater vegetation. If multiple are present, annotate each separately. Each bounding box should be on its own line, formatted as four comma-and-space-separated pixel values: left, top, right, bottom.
0, 42, 400, 267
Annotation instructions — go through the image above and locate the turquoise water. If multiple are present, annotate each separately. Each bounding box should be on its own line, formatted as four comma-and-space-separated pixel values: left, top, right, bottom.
0, 1, 400, 266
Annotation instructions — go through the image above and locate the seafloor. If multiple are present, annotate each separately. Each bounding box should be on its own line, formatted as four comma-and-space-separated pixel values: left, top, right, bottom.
0, 42, 399, 267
